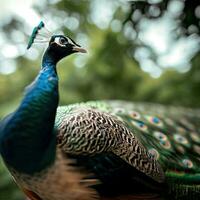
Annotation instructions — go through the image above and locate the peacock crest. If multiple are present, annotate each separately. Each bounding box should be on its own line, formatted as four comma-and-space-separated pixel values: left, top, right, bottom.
27, 21, 52, 49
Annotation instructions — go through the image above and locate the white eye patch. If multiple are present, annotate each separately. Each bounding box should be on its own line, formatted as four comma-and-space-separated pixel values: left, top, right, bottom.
54, 36, 75, 47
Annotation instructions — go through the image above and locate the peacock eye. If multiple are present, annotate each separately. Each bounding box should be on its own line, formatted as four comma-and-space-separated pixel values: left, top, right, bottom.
145, 115, 164, 128
182, 159, 193, 168
173, 134, 188, 145
148, 148, 159, 160
153, 131, 167, 141
129, 111, 141, 120
131, 120, 148, 133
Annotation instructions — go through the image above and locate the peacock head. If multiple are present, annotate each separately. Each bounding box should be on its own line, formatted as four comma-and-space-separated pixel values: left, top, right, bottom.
27, 21, 87, 64
45, 34, 87, 63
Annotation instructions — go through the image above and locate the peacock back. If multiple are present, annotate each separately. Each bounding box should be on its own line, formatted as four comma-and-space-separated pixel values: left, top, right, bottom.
55, 100, 200, 199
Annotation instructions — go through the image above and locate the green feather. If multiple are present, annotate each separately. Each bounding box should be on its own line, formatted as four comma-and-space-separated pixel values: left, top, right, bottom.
27, 21, 45, 49
55, 100, 200, 198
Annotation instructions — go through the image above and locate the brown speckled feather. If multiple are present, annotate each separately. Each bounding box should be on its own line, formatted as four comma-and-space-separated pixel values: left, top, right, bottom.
57, 107, 164, 183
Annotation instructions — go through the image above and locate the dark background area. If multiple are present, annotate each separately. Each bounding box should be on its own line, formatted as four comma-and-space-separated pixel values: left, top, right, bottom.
0, 0, 199, 199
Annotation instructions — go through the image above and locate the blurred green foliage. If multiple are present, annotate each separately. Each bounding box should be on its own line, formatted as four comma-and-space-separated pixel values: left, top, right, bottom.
0, 0, 199, 199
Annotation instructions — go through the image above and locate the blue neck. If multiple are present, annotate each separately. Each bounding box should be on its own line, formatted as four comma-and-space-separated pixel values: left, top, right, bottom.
42, 46, 63, 67
0, 53, 59, 174
42, 49, 57, 68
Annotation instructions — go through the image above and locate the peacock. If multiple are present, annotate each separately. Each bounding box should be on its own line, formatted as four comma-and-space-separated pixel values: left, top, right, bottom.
0, 21, 200, 200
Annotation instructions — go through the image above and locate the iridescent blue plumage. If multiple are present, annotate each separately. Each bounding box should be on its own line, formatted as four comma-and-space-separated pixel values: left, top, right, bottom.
0, 23, 91, 200
0, 27, 86, 175
0, 58, 58, 174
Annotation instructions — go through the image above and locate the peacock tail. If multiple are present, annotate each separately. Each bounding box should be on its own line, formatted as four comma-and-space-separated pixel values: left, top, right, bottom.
0, 21, 199, 200
55, 100, 200, 199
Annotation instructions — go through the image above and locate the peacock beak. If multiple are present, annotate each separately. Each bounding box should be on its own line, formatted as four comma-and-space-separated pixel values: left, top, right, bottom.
72, 46, 87, 53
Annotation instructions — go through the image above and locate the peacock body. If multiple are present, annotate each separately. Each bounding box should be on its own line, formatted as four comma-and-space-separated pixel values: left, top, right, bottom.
0, 22, 200, 200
